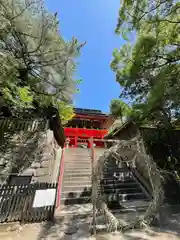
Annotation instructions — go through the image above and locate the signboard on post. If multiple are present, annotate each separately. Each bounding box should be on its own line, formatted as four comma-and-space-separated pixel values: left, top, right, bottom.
33, 189, 56, 208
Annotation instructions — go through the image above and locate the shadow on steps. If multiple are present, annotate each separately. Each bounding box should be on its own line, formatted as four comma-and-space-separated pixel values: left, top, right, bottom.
63, 187, 92, 205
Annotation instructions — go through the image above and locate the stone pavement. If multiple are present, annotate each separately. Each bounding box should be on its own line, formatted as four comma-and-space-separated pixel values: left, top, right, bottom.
1, 204, 180, 239
1, 214, 180, 240
3, 222, 180, 240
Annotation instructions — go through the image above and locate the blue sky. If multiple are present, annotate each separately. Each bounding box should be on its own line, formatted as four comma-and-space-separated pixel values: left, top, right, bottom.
45, 0, 125, 113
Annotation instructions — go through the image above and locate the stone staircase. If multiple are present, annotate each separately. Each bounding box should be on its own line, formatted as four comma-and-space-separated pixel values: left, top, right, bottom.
60, 148, 92, 206
92, 159, 151, 230
56, 147, 151, 232
102, 160, 151, 211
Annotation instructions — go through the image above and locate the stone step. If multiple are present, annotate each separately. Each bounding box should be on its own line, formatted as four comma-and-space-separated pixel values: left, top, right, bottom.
64, 170, 91, 175
62, 178, 139, 189
120, 199, 150, 209
63, 174, 91, 179
105, 192, 147, 202
103, 172, 134, 179
65, 157, 91, 161
64, 165, 91, 170
101, 182, 140, 189
57, 202, 149, 218
106, 199, 149, 210
64, 165, 91, 169
55, 203, 148, 221
62, 185, 91, 192
57, 203, 92, 216
61, 191, 147, 206
63, 172, 91, 177
64, 167, 91, 172
65, 153, 91, 157
68, 152, 92, 156
63, 175, 91, 180
103, 167, 130, 173
61, 190, 91, 199
102, 173, 132, 178
65, 155, 91, 160
65, 170, 90, 176
60, 196, 91, 205
63, 178, 91, 186
64, 162, 91, 166
102, 187, 144, 194
62, 185, 143, 195
65, 160, 91, 164
101, 178, 136, 184
103, 173, 133, 178
65, 149, 91, 154
64, 167, 92, 173
64, 168, 91, 173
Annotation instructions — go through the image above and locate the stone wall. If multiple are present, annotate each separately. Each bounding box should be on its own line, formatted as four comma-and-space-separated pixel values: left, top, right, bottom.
0, 119, 62, 184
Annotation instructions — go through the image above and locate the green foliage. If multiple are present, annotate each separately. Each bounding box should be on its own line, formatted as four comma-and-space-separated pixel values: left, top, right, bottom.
0, 0, 86, 121
18, 87, 33, 104
58, 102, 75, 124
2, 85, 34, 111
111, 0, 180, 126
75, 78, 83, 93
109, 99, 132, 123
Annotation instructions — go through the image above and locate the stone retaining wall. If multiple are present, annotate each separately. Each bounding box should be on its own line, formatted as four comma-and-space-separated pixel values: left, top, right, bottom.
0, 119, 62, 184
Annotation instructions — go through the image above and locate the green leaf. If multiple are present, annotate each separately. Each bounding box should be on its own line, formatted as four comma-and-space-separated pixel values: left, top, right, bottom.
17, 87, 33, 103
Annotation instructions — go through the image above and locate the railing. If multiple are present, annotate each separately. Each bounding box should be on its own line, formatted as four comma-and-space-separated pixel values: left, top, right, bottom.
90, 138, 96, 235
56, 148, 65, 208
129, 165, 152, 200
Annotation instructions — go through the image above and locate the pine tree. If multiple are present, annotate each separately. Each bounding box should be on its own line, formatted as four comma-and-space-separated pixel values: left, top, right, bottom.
0, 0, 85, 121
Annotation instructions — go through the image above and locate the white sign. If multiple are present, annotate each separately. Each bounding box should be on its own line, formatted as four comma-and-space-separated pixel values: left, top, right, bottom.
33, 189, 56, 208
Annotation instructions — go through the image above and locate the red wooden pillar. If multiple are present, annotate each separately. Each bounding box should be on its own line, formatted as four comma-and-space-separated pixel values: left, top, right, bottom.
88, 138, 93, 148
74, 136, 78, 148
91, 138, 95, 163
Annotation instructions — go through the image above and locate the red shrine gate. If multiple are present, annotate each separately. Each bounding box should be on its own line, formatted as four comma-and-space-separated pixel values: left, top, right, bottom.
64, 128, 108, 148
64, 108, 113, 148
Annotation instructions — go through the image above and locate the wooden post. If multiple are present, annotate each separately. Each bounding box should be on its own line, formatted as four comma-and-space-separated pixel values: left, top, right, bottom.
74, 136, 78, 148
66, 138, 70, 148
